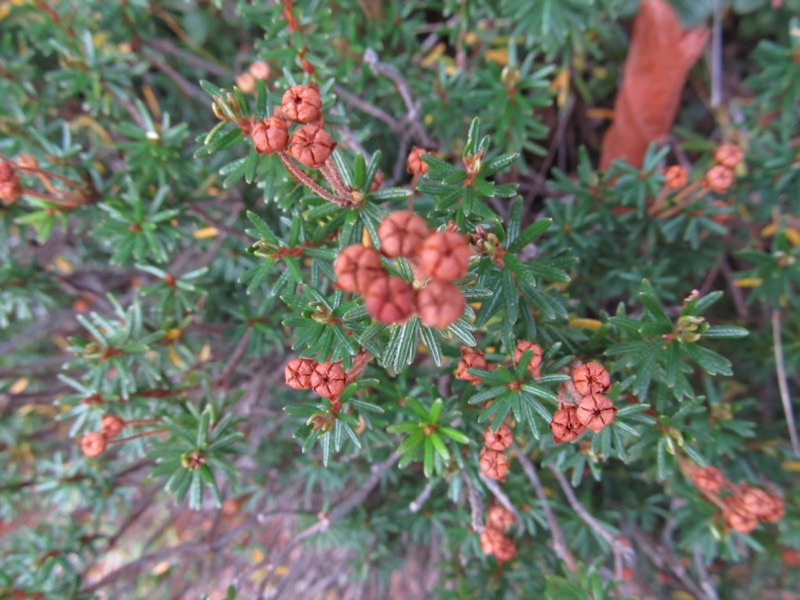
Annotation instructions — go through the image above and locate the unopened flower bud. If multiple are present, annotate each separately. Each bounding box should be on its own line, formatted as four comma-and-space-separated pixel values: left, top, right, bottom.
377, 210, 429, 258
714, 144, 744, 170
484, 424, 513, 452
249, 60, 271, 80
513, 341, 543, 379
310, 362, 347, 398
487, 501, 515, 532
364, 276, 415, 324
549, 401, 585, 444
480, 526, 517, 563
285, 357, 317, 390
334, 245, 385, 294
576, 394, 617, 432
455, 347, 488, 384
690, 465, 725, 494
415, 280, 465, 329
0, 161, 22, 204
252, 116, 289, 154
407, 146, 429, 175
705, 165, 735, 194
101, 415, 125, 439
281, 84, 322, 123
664, 165, 688, 189
80, 432, 107, 457
289, 124, 336, 168
479, 447, 509, 482
572, 362, 610, 396
418, 231, 472, 282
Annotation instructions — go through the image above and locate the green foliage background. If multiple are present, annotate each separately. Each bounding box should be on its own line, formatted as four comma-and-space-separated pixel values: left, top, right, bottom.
1, 0, 799, 598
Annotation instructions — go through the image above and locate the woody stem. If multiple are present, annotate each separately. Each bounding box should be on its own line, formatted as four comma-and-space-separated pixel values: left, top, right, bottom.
108, 429, 167, 444
658, 187, 708, 219
21, 188, 84, 208
125, 418, 163, 427
649, 180, 704, 217
319, 158, 351, 199
278, 152, 345, 206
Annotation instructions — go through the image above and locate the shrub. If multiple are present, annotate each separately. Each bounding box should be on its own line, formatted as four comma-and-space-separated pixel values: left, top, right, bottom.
1, 1, 799, 598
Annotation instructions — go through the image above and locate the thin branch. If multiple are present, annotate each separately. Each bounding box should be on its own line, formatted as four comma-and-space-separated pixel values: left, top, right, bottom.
461, 470, 485, 532
478, 472, 520, 520
363, 48, 433, 148
148, 38, 231, 79
719, 257, 748, 320
693, 547, 720, 600
278, 152, 348, 206
548, 465, 634, 578
515, 449, 577, 572
333, 84, 398, 129
631, 527, 712, 600
249, 453, 399, 594
145, 51, 211, 105
409, 480, 435, 513
219, 330, 252, 387
772, 310, 800, 456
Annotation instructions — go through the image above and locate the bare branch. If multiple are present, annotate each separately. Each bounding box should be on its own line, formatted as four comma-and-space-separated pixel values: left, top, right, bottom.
478, 472, 519, 520
772, 309, 800, 456
461, 470, 485, 532
548, 465, 634, 578
515, 449, 577, 572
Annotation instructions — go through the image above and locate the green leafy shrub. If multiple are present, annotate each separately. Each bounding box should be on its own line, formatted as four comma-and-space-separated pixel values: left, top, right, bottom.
1, 1, 799, 598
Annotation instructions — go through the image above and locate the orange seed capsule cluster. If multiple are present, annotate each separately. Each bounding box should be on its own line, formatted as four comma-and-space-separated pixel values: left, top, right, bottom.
684, 462, 784, 534
284, 357, 347, 400
250, 84, 337, 169
550, 361, 616, 444
333, 211, 471, 329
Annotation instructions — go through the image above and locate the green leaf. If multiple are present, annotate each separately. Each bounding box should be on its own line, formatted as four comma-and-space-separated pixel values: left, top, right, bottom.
481, 153, 519, 177
639, 280, 671, 325
419, 325, 443, 366
507, 219, 552, 253
244, 150, 258, 184
330, 150, 354, 189
397, 430, 425, 456
353, 153, 367, 189
682, 343, 733, 376
370, 187, 413, 201
423, 437, 435, 477
692, 291, 724, 313
429, 433, 450, 461
429, 398, 444, 423
255, 78, 268, 120
702, 325, 749, 339
439, 426, 470, 444
188, 471, 203, 509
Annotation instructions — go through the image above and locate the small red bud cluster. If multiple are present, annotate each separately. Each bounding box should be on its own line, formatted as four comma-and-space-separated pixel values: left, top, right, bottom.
284, 357, 347, 405
455, 347, 488, 385
0, 160, 22, 204
479, 423, 513, 482
235, 60, 271, 94
513, 340, 543, 380
406, 146, 429, 175
250, 84, 336, 169
684, 462, 784, 534
550, 362, 616, 444
653, 143, 743, 222
480, 500, 517, 564
333, 211, 471, 329
664, 165, 688, 190
706, 143, 743, 194
78, 414, 161, 457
